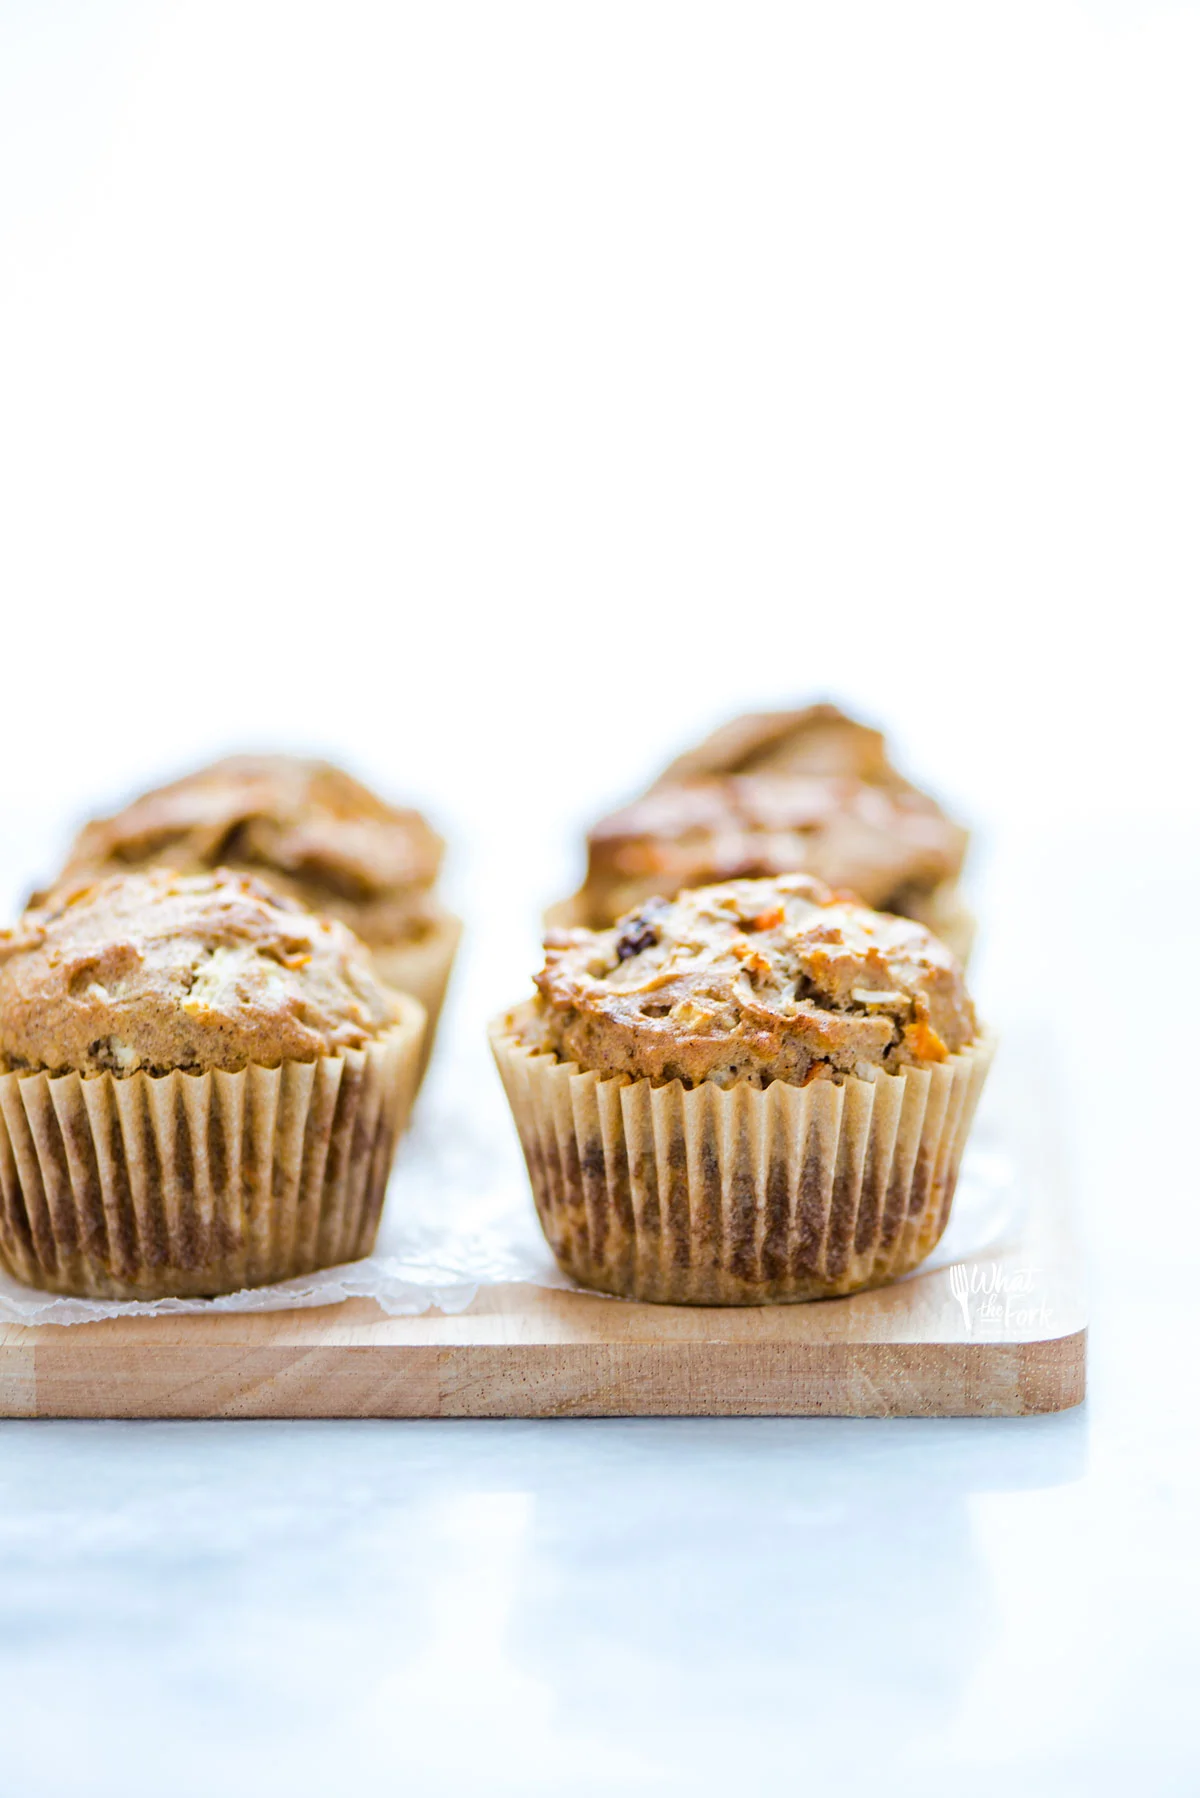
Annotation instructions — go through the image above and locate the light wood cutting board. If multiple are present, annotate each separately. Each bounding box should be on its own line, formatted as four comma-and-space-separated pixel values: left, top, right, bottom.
0, 1039, 1085, 1419
0, 1172, 1084, 1419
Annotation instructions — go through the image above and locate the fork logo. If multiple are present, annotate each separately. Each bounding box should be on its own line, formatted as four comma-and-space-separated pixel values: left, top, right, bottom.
950, 1264, 972, 1330
948, 1263, 1050, 1332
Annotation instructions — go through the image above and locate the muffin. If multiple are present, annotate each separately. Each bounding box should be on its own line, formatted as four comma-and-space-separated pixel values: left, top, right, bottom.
0, 869, 424, 1299
41, 754, 460, 1077
577, 773, 968, 937
492, 873, 992, 1305
650, 702, 918, 792
553, 704, 973, 961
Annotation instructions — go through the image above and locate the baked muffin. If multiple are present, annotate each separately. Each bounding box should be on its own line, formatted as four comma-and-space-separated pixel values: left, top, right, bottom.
0, 869, 424, 1299
577, 773, 968, 938
41, 754, 460, 1076
650, 702, 917, 791
553, 704, 974, 962
492, 873, 992, 1305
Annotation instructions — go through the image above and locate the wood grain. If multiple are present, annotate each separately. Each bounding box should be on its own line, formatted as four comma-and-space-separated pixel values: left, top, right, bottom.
0, 1153, 1084, 1417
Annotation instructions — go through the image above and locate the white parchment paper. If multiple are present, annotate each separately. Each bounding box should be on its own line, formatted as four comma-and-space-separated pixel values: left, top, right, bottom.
0, 1028, 1021, 1325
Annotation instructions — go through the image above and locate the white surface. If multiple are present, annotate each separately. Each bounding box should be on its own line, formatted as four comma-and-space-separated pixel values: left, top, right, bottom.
0, 2, 1197, 1792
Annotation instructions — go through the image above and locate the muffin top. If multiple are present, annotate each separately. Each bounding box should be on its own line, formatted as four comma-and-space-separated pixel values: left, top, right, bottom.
523, 873, 977, 1089
0, 869, 404, 1077
580, 773, 967, 927
652, 703, 919, 796
45, 754, 445, 947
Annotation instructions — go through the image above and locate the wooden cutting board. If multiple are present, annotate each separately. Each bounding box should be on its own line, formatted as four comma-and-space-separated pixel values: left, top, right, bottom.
0, 1035, 1085, 1419
0, 1155, 1084, 1418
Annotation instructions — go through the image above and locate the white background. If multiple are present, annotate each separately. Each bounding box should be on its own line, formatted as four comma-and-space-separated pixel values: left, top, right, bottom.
1, 1, 1195, 916
0, 4, 1198, 1794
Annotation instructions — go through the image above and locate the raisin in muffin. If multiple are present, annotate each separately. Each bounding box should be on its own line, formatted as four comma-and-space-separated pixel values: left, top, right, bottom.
0, 870, 424, 1299
577, 774, 968, 942
492, 873, 992, 1305
40, 754, 460, 1077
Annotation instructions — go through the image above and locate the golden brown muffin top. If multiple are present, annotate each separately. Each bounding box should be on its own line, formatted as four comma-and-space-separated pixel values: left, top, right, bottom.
580, 773, 967, 927
523, 873, 977, 1089
0, 869, 403, 1077
45, 755, 445, 948
652, 702, 920, 795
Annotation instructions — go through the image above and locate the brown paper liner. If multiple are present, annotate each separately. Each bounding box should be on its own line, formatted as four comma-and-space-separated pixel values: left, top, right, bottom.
546, 884, 976, 967
0, 999, 424, 1301
491, 1006, 994, 1305
904, 879, 975, 966
543, 892, 590, 933
371, 913, 462, 1082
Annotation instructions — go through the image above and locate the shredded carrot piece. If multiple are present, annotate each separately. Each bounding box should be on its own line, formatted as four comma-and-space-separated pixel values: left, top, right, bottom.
905, 1017, 948, 1062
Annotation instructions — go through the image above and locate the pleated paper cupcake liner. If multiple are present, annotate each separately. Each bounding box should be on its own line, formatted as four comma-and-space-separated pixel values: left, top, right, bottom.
0, 999, 424, 1300
372, 913, 462, 1082
491, 1007, 994, 1305
543, 891, 589, 932
904, 879, 975, 965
